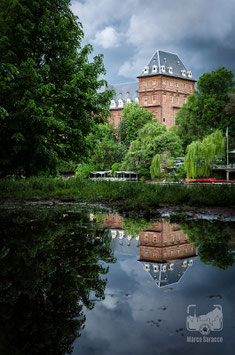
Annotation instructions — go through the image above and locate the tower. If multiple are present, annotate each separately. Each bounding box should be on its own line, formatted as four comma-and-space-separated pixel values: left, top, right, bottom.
108, 50, 196, 129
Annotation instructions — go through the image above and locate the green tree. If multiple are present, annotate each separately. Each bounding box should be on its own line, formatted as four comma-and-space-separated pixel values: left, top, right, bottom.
122, 120, 183, 177
184, 130, 225, 179
179, 220, 234, 270
0, 205, 115, 355
119, 103, 153, 148
176, 67, 234, 149
0, 0, 112, 177
225, 92, 235, 148
85, 123, 126, 171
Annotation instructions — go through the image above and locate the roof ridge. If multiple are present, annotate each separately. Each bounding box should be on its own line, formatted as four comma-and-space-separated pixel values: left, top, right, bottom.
109, 81, 138, 86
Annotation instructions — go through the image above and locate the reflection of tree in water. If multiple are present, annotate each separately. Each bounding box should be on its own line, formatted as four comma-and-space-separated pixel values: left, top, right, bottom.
0, 206, 115, 355
179, 220, 235, 270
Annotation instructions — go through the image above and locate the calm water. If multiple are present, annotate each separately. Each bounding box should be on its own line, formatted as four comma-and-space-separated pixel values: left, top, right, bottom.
0, 204, 234, 355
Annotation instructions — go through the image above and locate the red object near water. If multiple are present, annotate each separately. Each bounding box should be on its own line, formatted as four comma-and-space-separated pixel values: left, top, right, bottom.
184, 178, 235, 183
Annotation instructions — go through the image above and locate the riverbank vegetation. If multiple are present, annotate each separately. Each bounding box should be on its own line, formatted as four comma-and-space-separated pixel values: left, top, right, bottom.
1, 177, 235, 213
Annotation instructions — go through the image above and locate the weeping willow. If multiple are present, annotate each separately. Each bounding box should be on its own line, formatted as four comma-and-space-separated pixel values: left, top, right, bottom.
184, 130, 225, 179
150, 154, 161, 179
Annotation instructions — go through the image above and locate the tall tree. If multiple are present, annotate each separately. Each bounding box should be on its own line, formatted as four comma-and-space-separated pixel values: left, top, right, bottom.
119, 103, 153, 148
122, 120, 183, 177
184, 130, 225, 179
176, 67, 234, 150
0, 0, 112, 176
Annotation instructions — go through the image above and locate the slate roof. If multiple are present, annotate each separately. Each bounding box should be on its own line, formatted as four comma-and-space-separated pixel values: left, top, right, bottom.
109, 82, 139, 109
139, 257, 195, 287
110, 229, 140, 256
138, 50, 196, 81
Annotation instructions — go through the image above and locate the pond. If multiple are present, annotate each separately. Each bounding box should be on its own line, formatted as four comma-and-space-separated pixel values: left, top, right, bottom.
0, 203, 234, 355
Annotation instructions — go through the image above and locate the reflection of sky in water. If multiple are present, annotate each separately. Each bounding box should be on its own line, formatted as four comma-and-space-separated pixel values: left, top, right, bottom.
72, 253, 235, 355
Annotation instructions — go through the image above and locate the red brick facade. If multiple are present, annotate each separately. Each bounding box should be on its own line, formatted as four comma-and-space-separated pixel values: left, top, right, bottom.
139, 221, 196, 262
108, 50, 196, 130
109, 75, 195, 130
98, 214, 196, 262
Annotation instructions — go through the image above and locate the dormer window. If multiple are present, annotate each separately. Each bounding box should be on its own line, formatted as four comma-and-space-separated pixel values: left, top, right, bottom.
153, 265, 159, 272
135, 97, 139, 103
152, 65, 157, 73
126, 98, 131, 103
118, 99, 123, 108
187, 71, 192, 78
145, 264, 150, 271
110, 100, 116, 108
161, 65, 165, 72
181, 69, 186, 76
168, 66, 173, 74
144, 66, 149, 73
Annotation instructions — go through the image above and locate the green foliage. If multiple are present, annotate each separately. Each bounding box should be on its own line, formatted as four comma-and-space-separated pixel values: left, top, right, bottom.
112, 163, 120, 172
179, 220, 234, 270
150, 154, 161, 179
57, 160, 77, 173
176, 164, 186, 179
176, 67, 234, 150
122, 120, 183, 177
225, 92, 235, 148
184, 130, 225, 179
0, 0, 112, 177
85, 123, 126, 171
0, 177, 235, 209
92, 139, 126, 171
122, 217, 153, 236
75, 163, 95, 179
120, 103, 153, 147
0, 205, 115, 354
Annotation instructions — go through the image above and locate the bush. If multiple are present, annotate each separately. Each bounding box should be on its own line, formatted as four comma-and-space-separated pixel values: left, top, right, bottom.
75, 163, 95, 179
112, 163, 120, 173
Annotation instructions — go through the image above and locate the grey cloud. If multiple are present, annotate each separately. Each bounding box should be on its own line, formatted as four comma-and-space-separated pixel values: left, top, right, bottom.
71, 0, 235, 84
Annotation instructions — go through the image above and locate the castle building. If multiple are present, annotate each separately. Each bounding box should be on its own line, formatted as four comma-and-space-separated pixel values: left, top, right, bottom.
97, 213, 197, 287
108, 50, 196, 129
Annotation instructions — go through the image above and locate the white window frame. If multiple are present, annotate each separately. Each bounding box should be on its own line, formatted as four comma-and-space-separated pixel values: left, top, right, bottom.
118, 99, 123, 108
152, 65, 157, 73
110, 100, 116, 108
187, 71, 192, 78
144, 66, 149, 73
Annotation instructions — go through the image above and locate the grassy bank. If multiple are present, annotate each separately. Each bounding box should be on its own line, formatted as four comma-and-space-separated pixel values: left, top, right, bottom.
0, 177, 235, 213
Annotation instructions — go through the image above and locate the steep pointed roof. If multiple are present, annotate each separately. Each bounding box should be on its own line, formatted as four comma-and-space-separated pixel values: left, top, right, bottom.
138, 50, 196, 81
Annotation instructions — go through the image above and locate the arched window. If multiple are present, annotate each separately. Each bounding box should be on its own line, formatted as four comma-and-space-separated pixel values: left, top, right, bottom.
168, 66, 173, 74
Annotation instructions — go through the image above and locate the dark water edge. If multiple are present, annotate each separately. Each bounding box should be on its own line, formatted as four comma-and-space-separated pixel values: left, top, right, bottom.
0, 204, 234, 355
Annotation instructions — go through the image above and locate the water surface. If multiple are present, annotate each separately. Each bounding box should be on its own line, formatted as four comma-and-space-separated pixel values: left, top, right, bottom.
0, 204, 234, 355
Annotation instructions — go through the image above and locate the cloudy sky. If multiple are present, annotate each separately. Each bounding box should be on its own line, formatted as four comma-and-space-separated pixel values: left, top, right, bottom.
71, 0, 235, 85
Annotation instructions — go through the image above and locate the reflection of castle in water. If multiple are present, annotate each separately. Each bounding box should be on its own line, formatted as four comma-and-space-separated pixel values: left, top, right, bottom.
95, 214, 196, 287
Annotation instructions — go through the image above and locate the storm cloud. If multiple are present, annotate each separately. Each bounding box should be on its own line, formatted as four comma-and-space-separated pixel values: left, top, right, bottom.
71, 0, 235, 84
